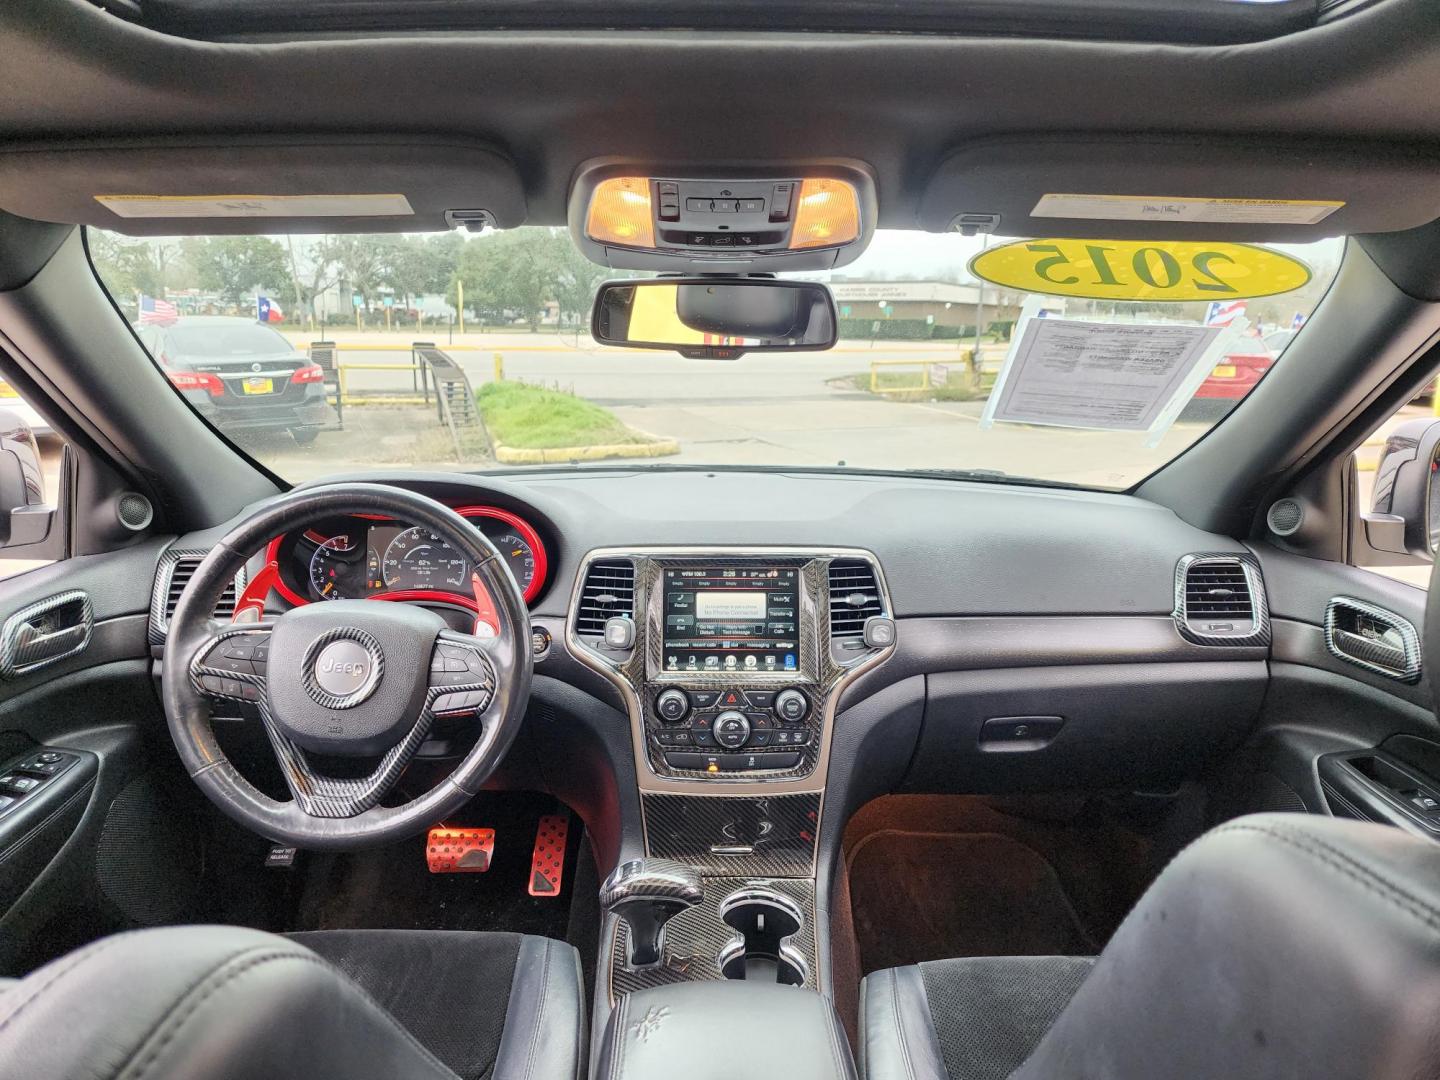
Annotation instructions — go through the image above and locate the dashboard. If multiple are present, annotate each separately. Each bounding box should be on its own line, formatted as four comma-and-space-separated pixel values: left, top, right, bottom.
267, 505, 548, 609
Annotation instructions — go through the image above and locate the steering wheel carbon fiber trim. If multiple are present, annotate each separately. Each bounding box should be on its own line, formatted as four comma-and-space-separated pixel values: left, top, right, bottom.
301, 627, 385, 710
162, 482, 531, 849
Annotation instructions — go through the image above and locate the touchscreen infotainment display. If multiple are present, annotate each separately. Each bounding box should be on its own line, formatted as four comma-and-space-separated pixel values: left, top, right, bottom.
662, 567, 799, 673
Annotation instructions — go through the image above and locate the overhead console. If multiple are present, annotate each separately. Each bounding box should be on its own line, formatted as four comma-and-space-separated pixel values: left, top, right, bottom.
568, 160, 877, 272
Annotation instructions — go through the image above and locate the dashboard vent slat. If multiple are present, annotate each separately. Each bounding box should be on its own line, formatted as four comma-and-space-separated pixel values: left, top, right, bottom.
1173, 554, 1269, 647
829, 559, 882, 640
164, 556, 239, 622
575, 559, 636, 636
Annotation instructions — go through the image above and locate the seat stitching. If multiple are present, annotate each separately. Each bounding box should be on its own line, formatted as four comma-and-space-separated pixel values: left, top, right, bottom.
569, 949, 585, 1080
0, 933, 128, 1034
888, 969, 919, 1080
1210, 822, 1440, 932
824, 999, 851, 1080
519, 938, 553, 1080
119, 950, 457, 1080
608, 994, 628, 1080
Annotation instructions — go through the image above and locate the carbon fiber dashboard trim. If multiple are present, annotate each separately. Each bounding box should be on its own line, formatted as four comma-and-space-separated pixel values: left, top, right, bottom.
642, 792, 820, 877
1172, 551, 1270, 648
149, 546, 247, 647
609, 877, 817, 1004
565, 546, 894, 797
0, 590, 92, 678
1323, 595, 1423, 683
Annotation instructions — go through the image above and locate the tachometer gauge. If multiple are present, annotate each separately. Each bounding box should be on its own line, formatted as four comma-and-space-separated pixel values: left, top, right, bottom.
382, 527, 469, 592
308, 534, 375, 601
483, 527, 538, 596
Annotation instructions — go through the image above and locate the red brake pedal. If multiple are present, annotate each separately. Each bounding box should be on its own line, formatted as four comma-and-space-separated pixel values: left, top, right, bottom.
528, 814, 569, 897
427, 827, 495, 874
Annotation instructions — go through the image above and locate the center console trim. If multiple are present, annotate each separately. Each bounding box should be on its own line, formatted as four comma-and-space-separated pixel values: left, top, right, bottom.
566, 545, 895, 798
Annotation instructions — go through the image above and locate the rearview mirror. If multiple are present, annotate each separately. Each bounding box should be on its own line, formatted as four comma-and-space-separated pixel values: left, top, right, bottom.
1363, 417, 1440, 559
591, 279, 837, 359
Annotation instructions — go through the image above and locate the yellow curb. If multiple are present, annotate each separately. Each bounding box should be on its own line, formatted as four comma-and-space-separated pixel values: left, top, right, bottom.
493, 430, 680, 464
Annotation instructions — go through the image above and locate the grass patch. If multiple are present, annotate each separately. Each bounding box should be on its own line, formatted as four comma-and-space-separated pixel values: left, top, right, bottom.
477, 380, 652, 450
847, 371, 993, 403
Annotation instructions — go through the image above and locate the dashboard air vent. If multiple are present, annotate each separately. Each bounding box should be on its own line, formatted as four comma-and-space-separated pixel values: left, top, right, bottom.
829, 559, 882, 641
1173, 554, 1268, 646
575, 560, 636, 636
165, 556, 239, 622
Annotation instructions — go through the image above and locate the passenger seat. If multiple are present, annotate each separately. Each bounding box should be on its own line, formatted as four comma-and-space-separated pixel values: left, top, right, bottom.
861, 813, 1440, 1080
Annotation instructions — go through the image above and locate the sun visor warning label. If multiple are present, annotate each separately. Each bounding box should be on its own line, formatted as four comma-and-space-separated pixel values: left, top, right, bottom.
1032, 194, 1343, 226
95, 193, 415, 218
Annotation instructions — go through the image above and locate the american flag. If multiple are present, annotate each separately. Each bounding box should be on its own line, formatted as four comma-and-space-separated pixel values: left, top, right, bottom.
1204, 299, 1248, 328
138, 295, 178, 326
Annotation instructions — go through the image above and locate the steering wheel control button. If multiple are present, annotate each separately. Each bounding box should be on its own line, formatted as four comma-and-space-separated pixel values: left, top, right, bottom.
603, 616, 635, 650
713, 710, 752, 749
656, 689, 690, 722
863, 615, 897, 648
775, 688, 809, 722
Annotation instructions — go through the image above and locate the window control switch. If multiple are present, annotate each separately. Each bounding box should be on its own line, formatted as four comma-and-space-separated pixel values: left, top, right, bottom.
0, 774, 41, 795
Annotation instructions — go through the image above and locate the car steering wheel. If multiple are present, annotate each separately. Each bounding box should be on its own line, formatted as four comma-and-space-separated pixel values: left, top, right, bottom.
160, 483, 532, 850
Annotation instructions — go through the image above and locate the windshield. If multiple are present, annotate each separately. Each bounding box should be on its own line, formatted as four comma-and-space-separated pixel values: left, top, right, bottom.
88, 227, 1342, 489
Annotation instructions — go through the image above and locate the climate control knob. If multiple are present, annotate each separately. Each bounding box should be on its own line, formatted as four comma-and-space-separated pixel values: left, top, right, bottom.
775, 689, 809, 723
656, 689, 691, 722
712, 710, 752, 749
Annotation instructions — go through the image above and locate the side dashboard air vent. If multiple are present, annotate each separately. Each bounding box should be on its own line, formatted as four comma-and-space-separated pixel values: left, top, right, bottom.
575, 559, 636, 637
1173, 554, 1269, 647
150, 551, 244, 644
828, 559, 883, 641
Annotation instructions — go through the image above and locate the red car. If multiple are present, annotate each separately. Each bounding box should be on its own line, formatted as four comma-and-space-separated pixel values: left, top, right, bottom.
1183, 337, 1274, 420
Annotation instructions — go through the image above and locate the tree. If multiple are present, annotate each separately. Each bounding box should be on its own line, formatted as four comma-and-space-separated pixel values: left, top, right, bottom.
89, 234, 175, 301
448, 229, 563, 330
327, 234, 389, 311
285, 236, 342, 325
551, 234, 612, 327
180, 236, 288, 307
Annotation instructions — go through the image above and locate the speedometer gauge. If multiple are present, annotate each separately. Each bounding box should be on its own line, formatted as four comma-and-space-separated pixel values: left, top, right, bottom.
382, 527, 469, 592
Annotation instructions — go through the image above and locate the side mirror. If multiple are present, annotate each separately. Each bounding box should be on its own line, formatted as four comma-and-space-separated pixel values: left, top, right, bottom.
0, 409, 52, 549
591, 278, 837, 360
1363, 417, 1440, 558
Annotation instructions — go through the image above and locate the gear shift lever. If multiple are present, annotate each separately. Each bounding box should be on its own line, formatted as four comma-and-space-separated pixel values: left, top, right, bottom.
600, 858, 703, 968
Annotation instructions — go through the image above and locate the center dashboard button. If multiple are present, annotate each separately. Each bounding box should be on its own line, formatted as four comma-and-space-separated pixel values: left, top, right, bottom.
716, 689, 746, 709
690, 690, 721, 709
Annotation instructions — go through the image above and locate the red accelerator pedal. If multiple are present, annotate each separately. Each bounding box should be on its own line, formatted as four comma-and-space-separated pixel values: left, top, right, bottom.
528, 814, 569, 897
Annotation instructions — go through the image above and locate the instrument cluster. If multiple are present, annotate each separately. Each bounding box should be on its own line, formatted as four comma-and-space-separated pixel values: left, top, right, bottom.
272, 506, 548, 608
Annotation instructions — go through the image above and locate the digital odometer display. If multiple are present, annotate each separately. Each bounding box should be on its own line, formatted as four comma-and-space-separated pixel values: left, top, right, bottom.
662, 567, 799, 674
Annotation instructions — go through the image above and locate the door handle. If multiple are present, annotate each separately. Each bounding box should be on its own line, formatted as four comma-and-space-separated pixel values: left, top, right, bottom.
0, 591, 92, 678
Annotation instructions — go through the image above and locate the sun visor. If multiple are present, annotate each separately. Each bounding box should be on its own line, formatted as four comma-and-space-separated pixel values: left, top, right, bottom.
0, 137, 526, 235
919, 137, 1440, 242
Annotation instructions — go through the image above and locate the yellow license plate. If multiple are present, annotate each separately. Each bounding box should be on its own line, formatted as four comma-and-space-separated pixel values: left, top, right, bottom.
1210, 365, 1237, 378
242, 377, 274, 395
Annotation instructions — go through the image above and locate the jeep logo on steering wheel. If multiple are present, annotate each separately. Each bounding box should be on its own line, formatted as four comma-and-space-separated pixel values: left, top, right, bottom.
306, 635, 383, 708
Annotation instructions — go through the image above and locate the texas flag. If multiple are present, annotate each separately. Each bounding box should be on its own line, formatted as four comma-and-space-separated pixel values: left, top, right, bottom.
1204, 299, 1248, 327
256, 296, 284, 324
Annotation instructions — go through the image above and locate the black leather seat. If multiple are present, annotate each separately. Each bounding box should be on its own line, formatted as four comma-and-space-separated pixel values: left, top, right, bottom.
862, 812, 1440, 1080
0, 926, 585, 1080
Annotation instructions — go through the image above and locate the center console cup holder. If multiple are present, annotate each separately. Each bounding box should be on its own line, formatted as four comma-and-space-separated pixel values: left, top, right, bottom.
717, 888, 807, 987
